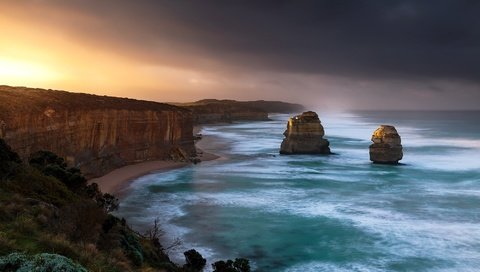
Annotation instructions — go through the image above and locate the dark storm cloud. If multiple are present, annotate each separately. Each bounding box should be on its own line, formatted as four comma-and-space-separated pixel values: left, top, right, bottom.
3, 0, 480, 109
36, 0, 480, 82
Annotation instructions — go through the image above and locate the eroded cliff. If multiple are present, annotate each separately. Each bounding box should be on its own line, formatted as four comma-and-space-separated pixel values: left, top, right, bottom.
0, 86, 195, 178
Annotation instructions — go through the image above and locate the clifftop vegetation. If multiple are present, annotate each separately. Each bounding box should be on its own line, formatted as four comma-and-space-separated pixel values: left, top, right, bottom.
0, 85, 188, 120
0, 139, 250, 272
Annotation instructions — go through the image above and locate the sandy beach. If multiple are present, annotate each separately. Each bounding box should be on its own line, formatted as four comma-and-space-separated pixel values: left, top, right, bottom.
89, 126, 219, 195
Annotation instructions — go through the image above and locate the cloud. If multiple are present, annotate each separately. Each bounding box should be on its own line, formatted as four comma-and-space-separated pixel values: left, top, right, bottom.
1, 0, 479, 109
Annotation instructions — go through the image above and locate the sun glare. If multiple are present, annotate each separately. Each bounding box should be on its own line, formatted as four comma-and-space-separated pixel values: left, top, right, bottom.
0, 58, 61, 85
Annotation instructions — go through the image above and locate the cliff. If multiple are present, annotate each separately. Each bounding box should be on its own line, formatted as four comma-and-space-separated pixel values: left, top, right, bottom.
280, 111, 331, 154
0, 85, 195, 178
174, 99, 304, 124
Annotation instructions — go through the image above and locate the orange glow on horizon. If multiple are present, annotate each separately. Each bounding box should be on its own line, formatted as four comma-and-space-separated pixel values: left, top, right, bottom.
0, 8, 215, 102
0, 58, 62, 85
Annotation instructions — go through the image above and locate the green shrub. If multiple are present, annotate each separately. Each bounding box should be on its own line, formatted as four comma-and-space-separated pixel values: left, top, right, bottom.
29, 151, 66, 168
120, 230, 144, 266
140, 241, 174, 270
29, 151, 87, 191
0, 143, 207, 271
4, 167, 77, 207
0, 252, 87, 272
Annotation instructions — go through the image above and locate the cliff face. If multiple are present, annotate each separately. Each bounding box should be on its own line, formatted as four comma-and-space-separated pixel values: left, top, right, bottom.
174, 99, 304, 124
0, 86, 195, 178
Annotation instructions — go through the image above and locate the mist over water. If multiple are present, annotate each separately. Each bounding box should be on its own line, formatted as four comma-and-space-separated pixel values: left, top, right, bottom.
117, 111, 480, 271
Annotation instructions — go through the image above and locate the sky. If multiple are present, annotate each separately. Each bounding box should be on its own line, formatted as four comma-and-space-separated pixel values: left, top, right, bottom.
0, 0, 479, 110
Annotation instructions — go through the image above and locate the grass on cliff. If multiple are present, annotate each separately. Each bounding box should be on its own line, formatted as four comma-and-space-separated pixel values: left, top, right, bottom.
0, 139, 183, 271
0, 139, 251, 272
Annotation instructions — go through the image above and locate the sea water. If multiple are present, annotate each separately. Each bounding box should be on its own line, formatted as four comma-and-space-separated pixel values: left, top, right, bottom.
116, 111, 480, 271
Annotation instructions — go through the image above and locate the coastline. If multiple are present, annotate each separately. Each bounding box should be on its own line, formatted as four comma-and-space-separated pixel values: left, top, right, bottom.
88, 160, 190, 195
89, 125, 219, 195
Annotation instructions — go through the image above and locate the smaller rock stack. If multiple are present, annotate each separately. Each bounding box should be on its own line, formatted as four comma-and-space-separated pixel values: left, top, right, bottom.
280, 111, 331, 155
369, 125, 403, 164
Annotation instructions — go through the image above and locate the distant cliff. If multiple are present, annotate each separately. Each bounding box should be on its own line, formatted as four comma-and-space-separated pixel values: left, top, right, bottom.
0, 86, 195, 178
174, 99, 304, 124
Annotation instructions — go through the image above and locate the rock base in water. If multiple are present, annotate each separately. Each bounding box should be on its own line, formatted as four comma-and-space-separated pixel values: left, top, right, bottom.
280, 111, 331, 155
369, 125, 403, 164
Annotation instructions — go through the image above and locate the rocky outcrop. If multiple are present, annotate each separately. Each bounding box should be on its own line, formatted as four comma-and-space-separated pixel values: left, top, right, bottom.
0, 86, 195, 178
369, 125, 403, 164
174, 99, 304, 124
279, 111, 330, 154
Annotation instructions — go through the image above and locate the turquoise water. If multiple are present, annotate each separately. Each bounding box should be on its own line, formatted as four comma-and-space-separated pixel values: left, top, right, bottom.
117, 111, 480, 271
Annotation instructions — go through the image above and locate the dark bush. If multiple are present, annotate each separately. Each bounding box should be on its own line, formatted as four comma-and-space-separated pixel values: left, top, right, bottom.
85, 183, 119, 213
8, 168, 76, 206
52, 201, 106, 244
0, 146, 193, 271
96, 193, 119, 213
102, 214, 119, 233
84, 182, 100, 199
212, 258, 251, 272
29, 151, 87, 191
0, 139, 21, 180
183, 249, 206, 271
139, 235, 175, 270
29, 150, 66, 168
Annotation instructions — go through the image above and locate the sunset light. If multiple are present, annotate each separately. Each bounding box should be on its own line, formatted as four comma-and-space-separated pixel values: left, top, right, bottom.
0, 58, 61, 85
0, 1, 480, 271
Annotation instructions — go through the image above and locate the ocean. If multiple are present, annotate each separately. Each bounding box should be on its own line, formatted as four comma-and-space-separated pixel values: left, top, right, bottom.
116, 111, 480, 271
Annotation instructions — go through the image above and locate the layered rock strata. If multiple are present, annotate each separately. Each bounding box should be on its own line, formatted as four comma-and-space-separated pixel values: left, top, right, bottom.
369, 125, 403, 164
0, 86, 195, 178
280, 111, 330, 154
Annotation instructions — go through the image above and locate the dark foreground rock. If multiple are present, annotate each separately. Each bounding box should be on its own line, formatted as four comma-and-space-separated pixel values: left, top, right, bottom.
369, 125, 403, 164
280, 111, 330, 154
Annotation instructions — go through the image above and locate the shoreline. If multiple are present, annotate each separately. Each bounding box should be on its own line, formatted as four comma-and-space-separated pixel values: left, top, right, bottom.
89, 126, 220, 195
88, 160, 190, 195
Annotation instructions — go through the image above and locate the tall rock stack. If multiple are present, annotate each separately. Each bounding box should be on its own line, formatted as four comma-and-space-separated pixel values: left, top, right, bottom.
280, 111, 331, 154
369, 125, 403, 164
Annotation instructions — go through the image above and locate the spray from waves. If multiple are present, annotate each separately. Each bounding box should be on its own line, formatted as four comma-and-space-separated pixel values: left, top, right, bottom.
168, 187, 480, 271
284, 261, 387, 272
117, 111, 480, 271
320, 112, 480, 150
204, 113, 480, 153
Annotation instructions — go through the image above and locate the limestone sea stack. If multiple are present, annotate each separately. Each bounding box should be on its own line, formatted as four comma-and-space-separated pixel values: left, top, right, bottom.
369, 125, 403, 164
280, 111, 330, 154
